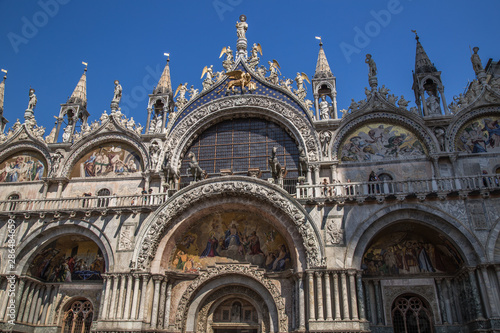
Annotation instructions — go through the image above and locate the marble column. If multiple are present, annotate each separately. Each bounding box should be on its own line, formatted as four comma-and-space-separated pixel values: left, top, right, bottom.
28, 283, 41, 324
56, 181, 64, 198
333, 272, 341, 320
373, 280, 384, 325
315, 272, 324, 320
308, 272, 316, 321
163, 282, 172, 329
124, 274, 134, 320
41, 285, 54, 325
14, 279, 28, 322
34, 285, 46, 324
479, 265, 498, 317
117, 275, 126, 319
109, 275, 118, 319
341, 272, 349, 320
348, 271, 359, 320
146, 107, 152, 133
101, 275, 112, 319
131, 274, 140, 320
158, 278, 167, 328
298, 274, 306, 330
363, 280, 372, 323
467, 268, 485, 319
445, 278, 458, 324
324, 272, 333, 320
45, 285, 58, 325
435, 278, 448, 324
150, 275, 162, 329
356, 273, 366, 320
22, 282, 36, 322
139, 274, 149, 321
313, 165, 320, 197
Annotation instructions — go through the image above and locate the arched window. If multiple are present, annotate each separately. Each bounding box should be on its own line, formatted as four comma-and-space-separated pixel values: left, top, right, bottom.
96, 188, 110, 208
392, 295, 433, 333
7, 193, 20, 211
61, 300, 93, 333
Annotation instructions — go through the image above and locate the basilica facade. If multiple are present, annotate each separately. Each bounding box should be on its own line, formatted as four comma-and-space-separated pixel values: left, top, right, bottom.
0, 15, 500, 333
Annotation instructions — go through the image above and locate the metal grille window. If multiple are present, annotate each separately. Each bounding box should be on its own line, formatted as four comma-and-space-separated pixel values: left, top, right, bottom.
392, 295, 433, 333
97, 188, 110, 207
181, 118, 299, 178
61, 300, 93, 333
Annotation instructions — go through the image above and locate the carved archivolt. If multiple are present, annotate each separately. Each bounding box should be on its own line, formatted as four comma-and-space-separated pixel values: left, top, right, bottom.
195, 283, 269, 333
60, 133, 149, 178
164, 95, 321, 169
0, 141, 52, 169
331, 111, 437, 160
134, 178, 324, 271
176, 265, 285, 332
447, 105, 500, 152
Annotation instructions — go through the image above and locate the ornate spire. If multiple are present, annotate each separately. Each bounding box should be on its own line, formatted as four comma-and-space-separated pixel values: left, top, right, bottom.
314, 39, 333, 79
68, 67, 87, 107
414, 32, 437, 74
0, 71, 6, 114
155, 56, 172, 94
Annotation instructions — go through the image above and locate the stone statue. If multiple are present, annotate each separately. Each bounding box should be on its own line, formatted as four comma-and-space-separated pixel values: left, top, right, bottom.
426, 92, 441, 115
27, 88, 37, 111
378, 85, 389, 99
434, 127, 445, 151
365, 54, 377, 77
62, 125, 72, 143
268, 146, 283, 182
398, 95, 409, 109
298, 146, 308, 178
348, 99, 359, 112
220, 47, 235, 72
248, 43, 262, 69
127, 117, 135, 131
112, 80, 122, 104
320, 130, 332, 157
189, 86, 199, 100
267, 60, 280, 85
319, 95, 330, 120
13, 119, 21, 131
135, 123, 143, 135
471, 46, 483, 75
50, 151, 63, 176
100, 110, 109, 122
387, 94, 398, 105
364, 87, 371, 99
236, 15, 248, 39
188, 152, 206, 181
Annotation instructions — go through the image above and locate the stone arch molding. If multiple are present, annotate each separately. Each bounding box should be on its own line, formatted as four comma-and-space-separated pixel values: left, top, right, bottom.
15, 221, 115, 275
134, 177, 324, 271
164, 95, 321, 171
447, 105, 500, 152
331, 111, 437, 160
346, 203, 484, 269
59, 132, 149, 178
179, 266, 286, 332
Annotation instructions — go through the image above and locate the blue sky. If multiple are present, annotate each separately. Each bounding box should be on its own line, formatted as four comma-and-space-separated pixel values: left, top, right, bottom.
1, 0, 500, 133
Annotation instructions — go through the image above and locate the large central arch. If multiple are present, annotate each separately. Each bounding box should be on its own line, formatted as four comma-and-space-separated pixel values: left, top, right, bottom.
133, 176, 324, 271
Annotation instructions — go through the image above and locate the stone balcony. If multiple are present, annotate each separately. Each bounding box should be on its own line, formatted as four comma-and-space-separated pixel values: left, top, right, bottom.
296, 174, 500, 204
1, 174, 499, 218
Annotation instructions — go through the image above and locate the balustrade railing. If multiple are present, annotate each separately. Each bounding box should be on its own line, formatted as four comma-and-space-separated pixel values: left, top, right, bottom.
296, 174, 500, 200
0, 174, 498, 213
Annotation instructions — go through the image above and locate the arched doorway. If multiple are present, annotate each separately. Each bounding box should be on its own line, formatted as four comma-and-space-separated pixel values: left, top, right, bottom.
392, 294, 433, 333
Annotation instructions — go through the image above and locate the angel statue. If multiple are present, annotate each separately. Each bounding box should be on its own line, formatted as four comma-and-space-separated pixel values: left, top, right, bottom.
294, 72, 310, 101
247, 43, 262, 69
267, 60, 281, 85
201, 65, 214, 91
220, 46, 235, 72
174, 83, 188, 110
365, 54, 377, 77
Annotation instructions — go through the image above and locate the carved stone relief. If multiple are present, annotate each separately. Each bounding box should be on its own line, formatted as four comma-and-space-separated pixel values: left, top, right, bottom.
118, 224, 135, 251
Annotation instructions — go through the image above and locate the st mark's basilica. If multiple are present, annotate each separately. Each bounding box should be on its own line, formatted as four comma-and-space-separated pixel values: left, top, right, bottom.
0, 14, 500, 333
